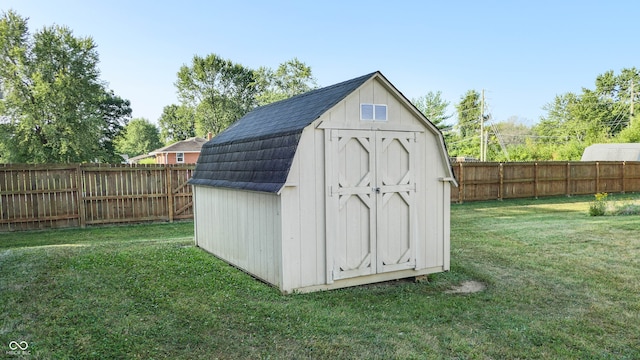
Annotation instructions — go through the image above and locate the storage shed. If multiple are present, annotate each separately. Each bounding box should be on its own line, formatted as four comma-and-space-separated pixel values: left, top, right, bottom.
581, 143, 640, 161
189, 71, 457, 293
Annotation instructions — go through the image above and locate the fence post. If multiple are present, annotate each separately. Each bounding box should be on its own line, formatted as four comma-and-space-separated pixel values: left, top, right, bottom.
622, 161, 626, 194
534, 162, 538, 199
458, 162, 464, 204
498, 163, 504, 200
75, 164, 86, 228
167, 165, 174, 223
595, 162, 600, 193
566, 162, 572, 197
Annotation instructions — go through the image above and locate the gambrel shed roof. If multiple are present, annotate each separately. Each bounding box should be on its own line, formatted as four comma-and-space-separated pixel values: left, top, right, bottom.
189, 72, 374, 192
190, 71, 455, 192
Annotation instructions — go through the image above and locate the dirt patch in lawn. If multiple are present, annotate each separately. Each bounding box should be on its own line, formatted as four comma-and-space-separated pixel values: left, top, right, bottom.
445, 281, 486, 294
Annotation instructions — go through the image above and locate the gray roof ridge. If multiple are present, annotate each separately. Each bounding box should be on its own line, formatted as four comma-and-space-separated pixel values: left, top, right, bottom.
210, 71, 378, 145
256, 71, 378, 110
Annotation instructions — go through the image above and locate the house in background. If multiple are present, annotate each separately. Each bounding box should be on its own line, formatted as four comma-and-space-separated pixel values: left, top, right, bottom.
127, 153, 156, 164
189, 71, 457, 293
150, 137, 208, 164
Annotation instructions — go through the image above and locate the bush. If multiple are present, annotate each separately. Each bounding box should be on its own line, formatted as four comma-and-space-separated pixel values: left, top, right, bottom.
588, 193, 640, 216
609, 203, 640, 216
588, 192, 608, 216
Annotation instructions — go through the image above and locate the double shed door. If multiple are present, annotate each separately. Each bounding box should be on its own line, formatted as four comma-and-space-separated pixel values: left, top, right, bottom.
326, 129, 418, 281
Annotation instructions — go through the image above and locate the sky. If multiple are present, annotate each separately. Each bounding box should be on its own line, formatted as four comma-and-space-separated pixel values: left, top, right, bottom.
3, 0, 639, 127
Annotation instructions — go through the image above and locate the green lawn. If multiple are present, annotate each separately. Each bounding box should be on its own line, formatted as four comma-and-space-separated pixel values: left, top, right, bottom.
1, 195, 639, 359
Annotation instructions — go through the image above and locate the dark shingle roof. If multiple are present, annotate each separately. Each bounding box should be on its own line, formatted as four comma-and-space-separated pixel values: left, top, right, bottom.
189, 72, 376, 192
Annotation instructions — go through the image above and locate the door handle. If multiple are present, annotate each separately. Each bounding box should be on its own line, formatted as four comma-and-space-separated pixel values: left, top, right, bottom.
374, 187, 381, 193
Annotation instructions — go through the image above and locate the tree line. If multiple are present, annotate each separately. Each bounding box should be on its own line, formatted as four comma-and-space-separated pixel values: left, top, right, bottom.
0, 10, 131, 163
1, 10, 638, 164
437, 68, 639, 161
0, 10, 317, 163
115, 56, 317, 161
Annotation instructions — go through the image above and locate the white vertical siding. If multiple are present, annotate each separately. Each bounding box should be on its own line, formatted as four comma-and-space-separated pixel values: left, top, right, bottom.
414, 131, 428, 270
324, 78, 450, 271
421, 132, 448, 269
280, 126, 327, 292
442, 180, 451, 271
193, 186, 282, 288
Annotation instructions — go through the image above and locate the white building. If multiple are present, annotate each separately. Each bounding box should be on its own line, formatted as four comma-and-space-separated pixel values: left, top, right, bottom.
189, 72, 457, 293
581, 143, 640, 161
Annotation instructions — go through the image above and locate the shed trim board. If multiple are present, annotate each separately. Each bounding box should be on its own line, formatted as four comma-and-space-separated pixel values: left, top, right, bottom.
190, 71, 454, 293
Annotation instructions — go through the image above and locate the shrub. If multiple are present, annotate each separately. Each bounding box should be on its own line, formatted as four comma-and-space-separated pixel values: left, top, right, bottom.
588, 192, 608, 216
609, 203, 640, 216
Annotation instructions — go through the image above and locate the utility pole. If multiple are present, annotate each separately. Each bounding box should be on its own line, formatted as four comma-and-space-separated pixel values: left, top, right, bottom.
631, 79, 635, 125
480, 89, 485, 161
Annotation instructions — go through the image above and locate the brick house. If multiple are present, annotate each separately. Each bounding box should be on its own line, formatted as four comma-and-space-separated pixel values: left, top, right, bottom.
150, 137, 207, 164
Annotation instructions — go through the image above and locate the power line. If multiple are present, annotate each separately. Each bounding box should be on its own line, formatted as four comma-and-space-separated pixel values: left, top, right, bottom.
480, 89, 485, 161
489, 122, 510, 160
631, 79, 635, 125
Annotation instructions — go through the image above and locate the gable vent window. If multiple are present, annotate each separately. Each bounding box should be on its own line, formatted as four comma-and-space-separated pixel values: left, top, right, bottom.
176, 152, 185, 163
361, 104, 387, 121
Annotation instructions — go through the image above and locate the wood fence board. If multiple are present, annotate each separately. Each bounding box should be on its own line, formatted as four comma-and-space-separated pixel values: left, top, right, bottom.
450, 161, 640, 203
502, 163, 535, 199
0, 166, 81, 230
1, 164, 194, 231
458, 162, 500, 201
533, 163, 565, 196
2, 161, 638, 231
170, 166, 195, 218
82, 166, 170, 225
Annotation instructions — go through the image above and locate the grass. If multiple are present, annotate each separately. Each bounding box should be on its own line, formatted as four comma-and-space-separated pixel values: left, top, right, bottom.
1, 195, 639, 359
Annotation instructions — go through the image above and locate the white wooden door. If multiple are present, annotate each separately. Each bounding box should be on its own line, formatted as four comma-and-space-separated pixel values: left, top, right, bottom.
326, 130, 416, 281
375, 131, 416, 273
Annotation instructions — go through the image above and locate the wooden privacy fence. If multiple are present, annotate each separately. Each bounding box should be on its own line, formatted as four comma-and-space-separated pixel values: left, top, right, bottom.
451, 161, 640, 203
3, 161, 640, 230
0, 164, 195, 231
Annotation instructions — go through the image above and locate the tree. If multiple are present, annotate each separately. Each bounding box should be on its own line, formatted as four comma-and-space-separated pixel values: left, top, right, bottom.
0, 10, 131, 163
175, 54, 257, 136
532, 68, 640, 161
533, 90, 610, 160
595, 68, 639, 135
484, 117, 535, 161
448, 90, 486, 158
115, 118, 162, 158
616, 113, 640, 142
255, 58, 318, 105
158, 104, 196, 144
169, 56, 317, 138
455, 90, 485, 138
411, 91, 453, 131
99, 90, 133, 162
